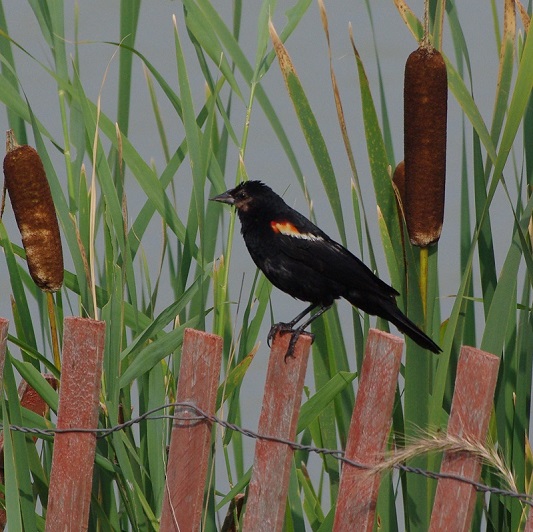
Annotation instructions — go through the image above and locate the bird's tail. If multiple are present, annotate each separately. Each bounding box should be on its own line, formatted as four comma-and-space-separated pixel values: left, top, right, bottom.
383, 304, 441, 353
346, 292, 441, 353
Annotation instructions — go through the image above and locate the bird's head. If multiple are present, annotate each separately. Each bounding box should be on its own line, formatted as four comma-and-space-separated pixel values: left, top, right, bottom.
210, 181, 277, 213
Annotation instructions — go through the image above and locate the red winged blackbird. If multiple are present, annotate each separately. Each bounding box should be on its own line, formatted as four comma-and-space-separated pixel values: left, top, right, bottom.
211, 180, 441, 357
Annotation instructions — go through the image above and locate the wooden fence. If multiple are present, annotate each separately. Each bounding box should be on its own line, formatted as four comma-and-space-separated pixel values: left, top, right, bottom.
0, 320, 530, 530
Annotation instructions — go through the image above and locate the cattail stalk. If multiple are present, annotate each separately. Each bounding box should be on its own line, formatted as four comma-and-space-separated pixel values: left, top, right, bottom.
403, 0, 448, 318
404, 45, 448, 248
3, 130, 64, 369
3, 133, 63, 291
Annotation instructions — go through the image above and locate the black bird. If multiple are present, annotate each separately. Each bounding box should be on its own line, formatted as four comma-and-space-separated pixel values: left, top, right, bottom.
211, 180, 441, 358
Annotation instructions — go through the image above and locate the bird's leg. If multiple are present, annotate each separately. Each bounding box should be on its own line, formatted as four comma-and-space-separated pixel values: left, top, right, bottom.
283, 304, 333, 361
267, 303, 317, 346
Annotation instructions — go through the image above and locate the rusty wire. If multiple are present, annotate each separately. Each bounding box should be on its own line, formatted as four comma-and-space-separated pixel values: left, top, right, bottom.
3, 401, 533, 507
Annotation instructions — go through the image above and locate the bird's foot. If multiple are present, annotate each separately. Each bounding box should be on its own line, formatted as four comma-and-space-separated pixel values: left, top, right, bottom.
284, 329, 314, 362
267, 322, 294, 347
267, 323, 315, 361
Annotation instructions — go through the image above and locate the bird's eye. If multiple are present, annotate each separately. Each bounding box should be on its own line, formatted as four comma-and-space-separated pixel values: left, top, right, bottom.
236, 191, 246, 200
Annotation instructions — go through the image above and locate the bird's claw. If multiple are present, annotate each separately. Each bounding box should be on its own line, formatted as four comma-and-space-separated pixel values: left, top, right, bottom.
268, 322, 315, 362
284, 329, 315, 362
267, 322, 293, 347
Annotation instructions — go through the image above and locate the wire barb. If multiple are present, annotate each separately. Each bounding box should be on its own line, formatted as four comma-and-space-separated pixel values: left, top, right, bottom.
4, 401, 533, 507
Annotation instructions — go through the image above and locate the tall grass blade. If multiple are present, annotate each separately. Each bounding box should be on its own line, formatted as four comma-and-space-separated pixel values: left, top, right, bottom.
269, 20, 347, 245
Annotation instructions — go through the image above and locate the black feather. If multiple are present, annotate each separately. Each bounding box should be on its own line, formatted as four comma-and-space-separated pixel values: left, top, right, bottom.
211, 180, 441, 355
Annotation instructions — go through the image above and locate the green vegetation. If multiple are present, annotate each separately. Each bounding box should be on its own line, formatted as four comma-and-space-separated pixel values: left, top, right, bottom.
0, 0, 531, 529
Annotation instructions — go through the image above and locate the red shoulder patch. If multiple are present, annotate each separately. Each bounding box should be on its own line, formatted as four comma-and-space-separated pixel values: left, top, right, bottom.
270, 221, 323, 241
270, 221, 300, 235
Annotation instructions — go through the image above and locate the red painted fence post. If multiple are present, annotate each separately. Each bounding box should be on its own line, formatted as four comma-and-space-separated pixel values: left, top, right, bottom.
160, 328, 223, 532
333, 329, 404, 532
45, 317, 106, 532
242, 332, 312, 532
429, 346, 500, 532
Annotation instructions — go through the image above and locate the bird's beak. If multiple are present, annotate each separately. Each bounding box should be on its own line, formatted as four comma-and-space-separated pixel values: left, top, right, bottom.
210, 190, 235, 205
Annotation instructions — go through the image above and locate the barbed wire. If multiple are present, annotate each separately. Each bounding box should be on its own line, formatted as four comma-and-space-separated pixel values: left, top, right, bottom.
4, 401, 533, 507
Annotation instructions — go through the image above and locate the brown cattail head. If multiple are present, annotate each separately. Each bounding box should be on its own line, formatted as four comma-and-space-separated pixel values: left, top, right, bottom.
404, 46, 447, 247
3, 139, 64, 292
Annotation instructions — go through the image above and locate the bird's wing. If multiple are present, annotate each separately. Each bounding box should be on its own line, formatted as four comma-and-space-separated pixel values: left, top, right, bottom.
269, 212, 398, 297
